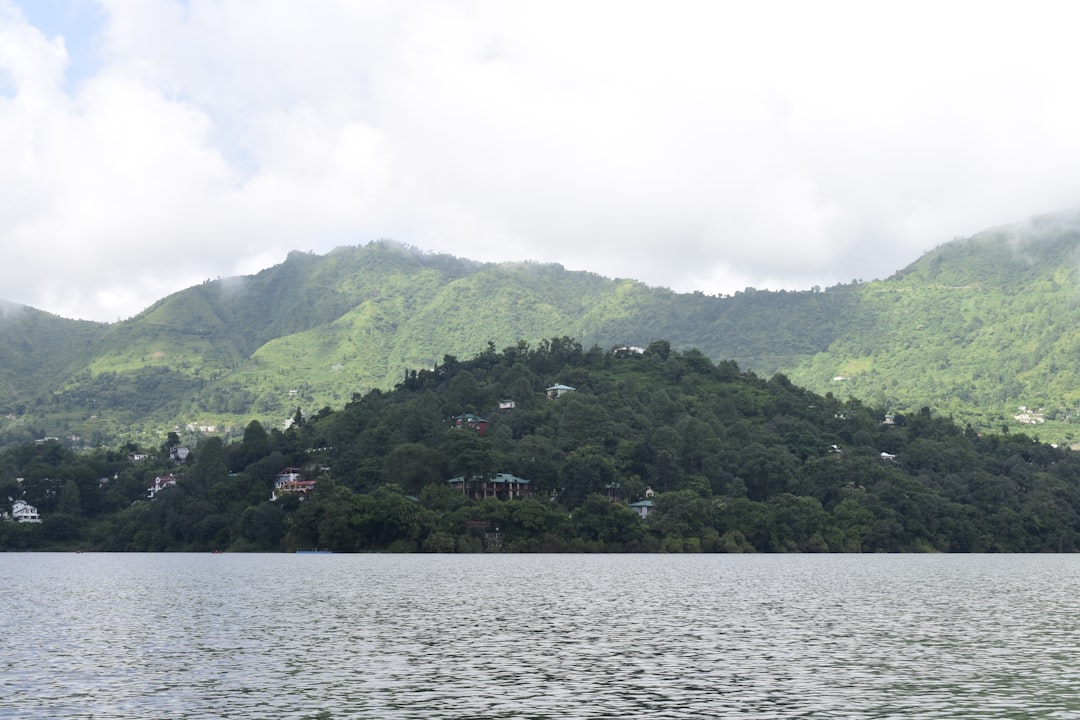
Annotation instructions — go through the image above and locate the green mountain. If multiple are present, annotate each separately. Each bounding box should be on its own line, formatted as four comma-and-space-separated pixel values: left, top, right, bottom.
6, 212, 1080, 447
787, 213, 1080, 442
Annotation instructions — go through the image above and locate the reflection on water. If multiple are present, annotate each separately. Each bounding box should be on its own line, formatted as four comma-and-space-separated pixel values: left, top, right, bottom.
3, 554, 1080, 718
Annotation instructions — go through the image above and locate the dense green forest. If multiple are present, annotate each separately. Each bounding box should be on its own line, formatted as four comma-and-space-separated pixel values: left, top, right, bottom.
4, 339, 1078, 553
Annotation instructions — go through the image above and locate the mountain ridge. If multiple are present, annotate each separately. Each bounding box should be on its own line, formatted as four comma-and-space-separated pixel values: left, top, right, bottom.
5, 213, 1080, 447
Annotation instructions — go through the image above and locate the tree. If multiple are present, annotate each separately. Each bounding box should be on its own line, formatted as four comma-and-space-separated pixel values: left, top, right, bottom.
736, 443, 797, 502
644, 340, 671, 361
442, 430, 495, 485
651, 489, 713, 539
232, 420, 270, 471
383, 443, 443, 495
573, 494, 644, 547
765, 493, 827, 551
237, 502, 286, 550
368, 484, 436, 550
561, 446, 616, 507
186, 437, 229, 498
827, 497, 875, 552
57, 479, 82, 515
716, 497, 773, 551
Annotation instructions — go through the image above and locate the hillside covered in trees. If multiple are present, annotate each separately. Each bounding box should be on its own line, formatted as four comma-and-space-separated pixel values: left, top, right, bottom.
4, 339, 1078, 553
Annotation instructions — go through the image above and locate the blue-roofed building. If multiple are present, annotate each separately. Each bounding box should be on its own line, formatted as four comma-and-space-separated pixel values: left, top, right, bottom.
545, 384, 576, 399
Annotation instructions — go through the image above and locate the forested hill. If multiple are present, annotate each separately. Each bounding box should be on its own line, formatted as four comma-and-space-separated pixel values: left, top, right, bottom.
5, 212, 1080, 447
3, 339, 1077, 553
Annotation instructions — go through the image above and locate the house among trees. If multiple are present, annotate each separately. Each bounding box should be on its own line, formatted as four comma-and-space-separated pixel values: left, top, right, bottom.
170, 446, 191, 463
147, 475, 177, 499
447, 473, 533, 501
546, 384, 576, 399
451, 414, 489, 434
629, 487, 655, 518
271, 468, 316, 500
497, 400, 516, 412
275, 467, 303, 484
9, 499, 40, 523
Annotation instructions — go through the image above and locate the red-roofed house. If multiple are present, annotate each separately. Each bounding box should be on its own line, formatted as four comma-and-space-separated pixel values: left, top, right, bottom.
272, 468, 316, 501
452, 414, 489, 434
148, 475, 177, 499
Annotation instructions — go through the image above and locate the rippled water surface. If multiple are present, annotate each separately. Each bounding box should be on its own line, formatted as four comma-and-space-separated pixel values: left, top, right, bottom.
4, 553, 1080, 718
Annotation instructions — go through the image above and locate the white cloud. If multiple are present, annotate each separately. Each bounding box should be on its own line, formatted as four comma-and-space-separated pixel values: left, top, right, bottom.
3, 0, 1080, 321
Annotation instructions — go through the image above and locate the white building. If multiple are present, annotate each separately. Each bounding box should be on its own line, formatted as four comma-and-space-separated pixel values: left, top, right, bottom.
11, 500, 40, 523
147, 475, 177, 500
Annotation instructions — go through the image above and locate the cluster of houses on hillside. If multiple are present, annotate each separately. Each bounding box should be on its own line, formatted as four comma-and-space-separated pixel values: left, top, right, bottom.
144, 459, 653, 516
445, 383, 655, 515
142, 467, 321, 503
450, 385, 577, 438
134, 379, 657, 521
1014, 406, 1047, 425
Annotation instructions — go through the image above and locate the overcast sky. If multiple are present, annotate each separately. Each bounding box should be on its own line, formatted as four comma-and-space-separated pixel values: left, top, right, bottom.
3, 0, 1079, 322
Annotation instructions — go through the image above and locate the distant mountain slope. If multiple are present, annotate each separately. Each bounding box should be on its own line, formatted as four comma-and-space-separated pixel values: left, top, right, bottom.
788, 213, 1080, 439
7, 213, 1080, 447
7, 240, 862, 445
0, 303, 105, 424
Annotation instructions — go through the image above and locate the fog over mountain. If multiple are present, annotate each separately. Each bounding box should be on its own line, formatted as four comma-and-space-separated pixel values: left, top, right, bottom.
3, 1, 1080, 321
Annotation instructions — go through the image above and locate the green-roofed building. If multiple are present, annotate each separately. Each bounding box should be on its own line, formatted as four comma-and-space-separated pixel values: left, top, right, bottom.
628, 499, 654, 519
545, 383, 576, 399
448, 472, 533, 501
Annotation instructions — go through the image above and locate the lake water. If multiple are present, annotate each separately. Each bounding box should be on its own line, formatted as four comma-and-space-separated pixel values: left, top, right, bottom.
3, 554, 1080, 719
